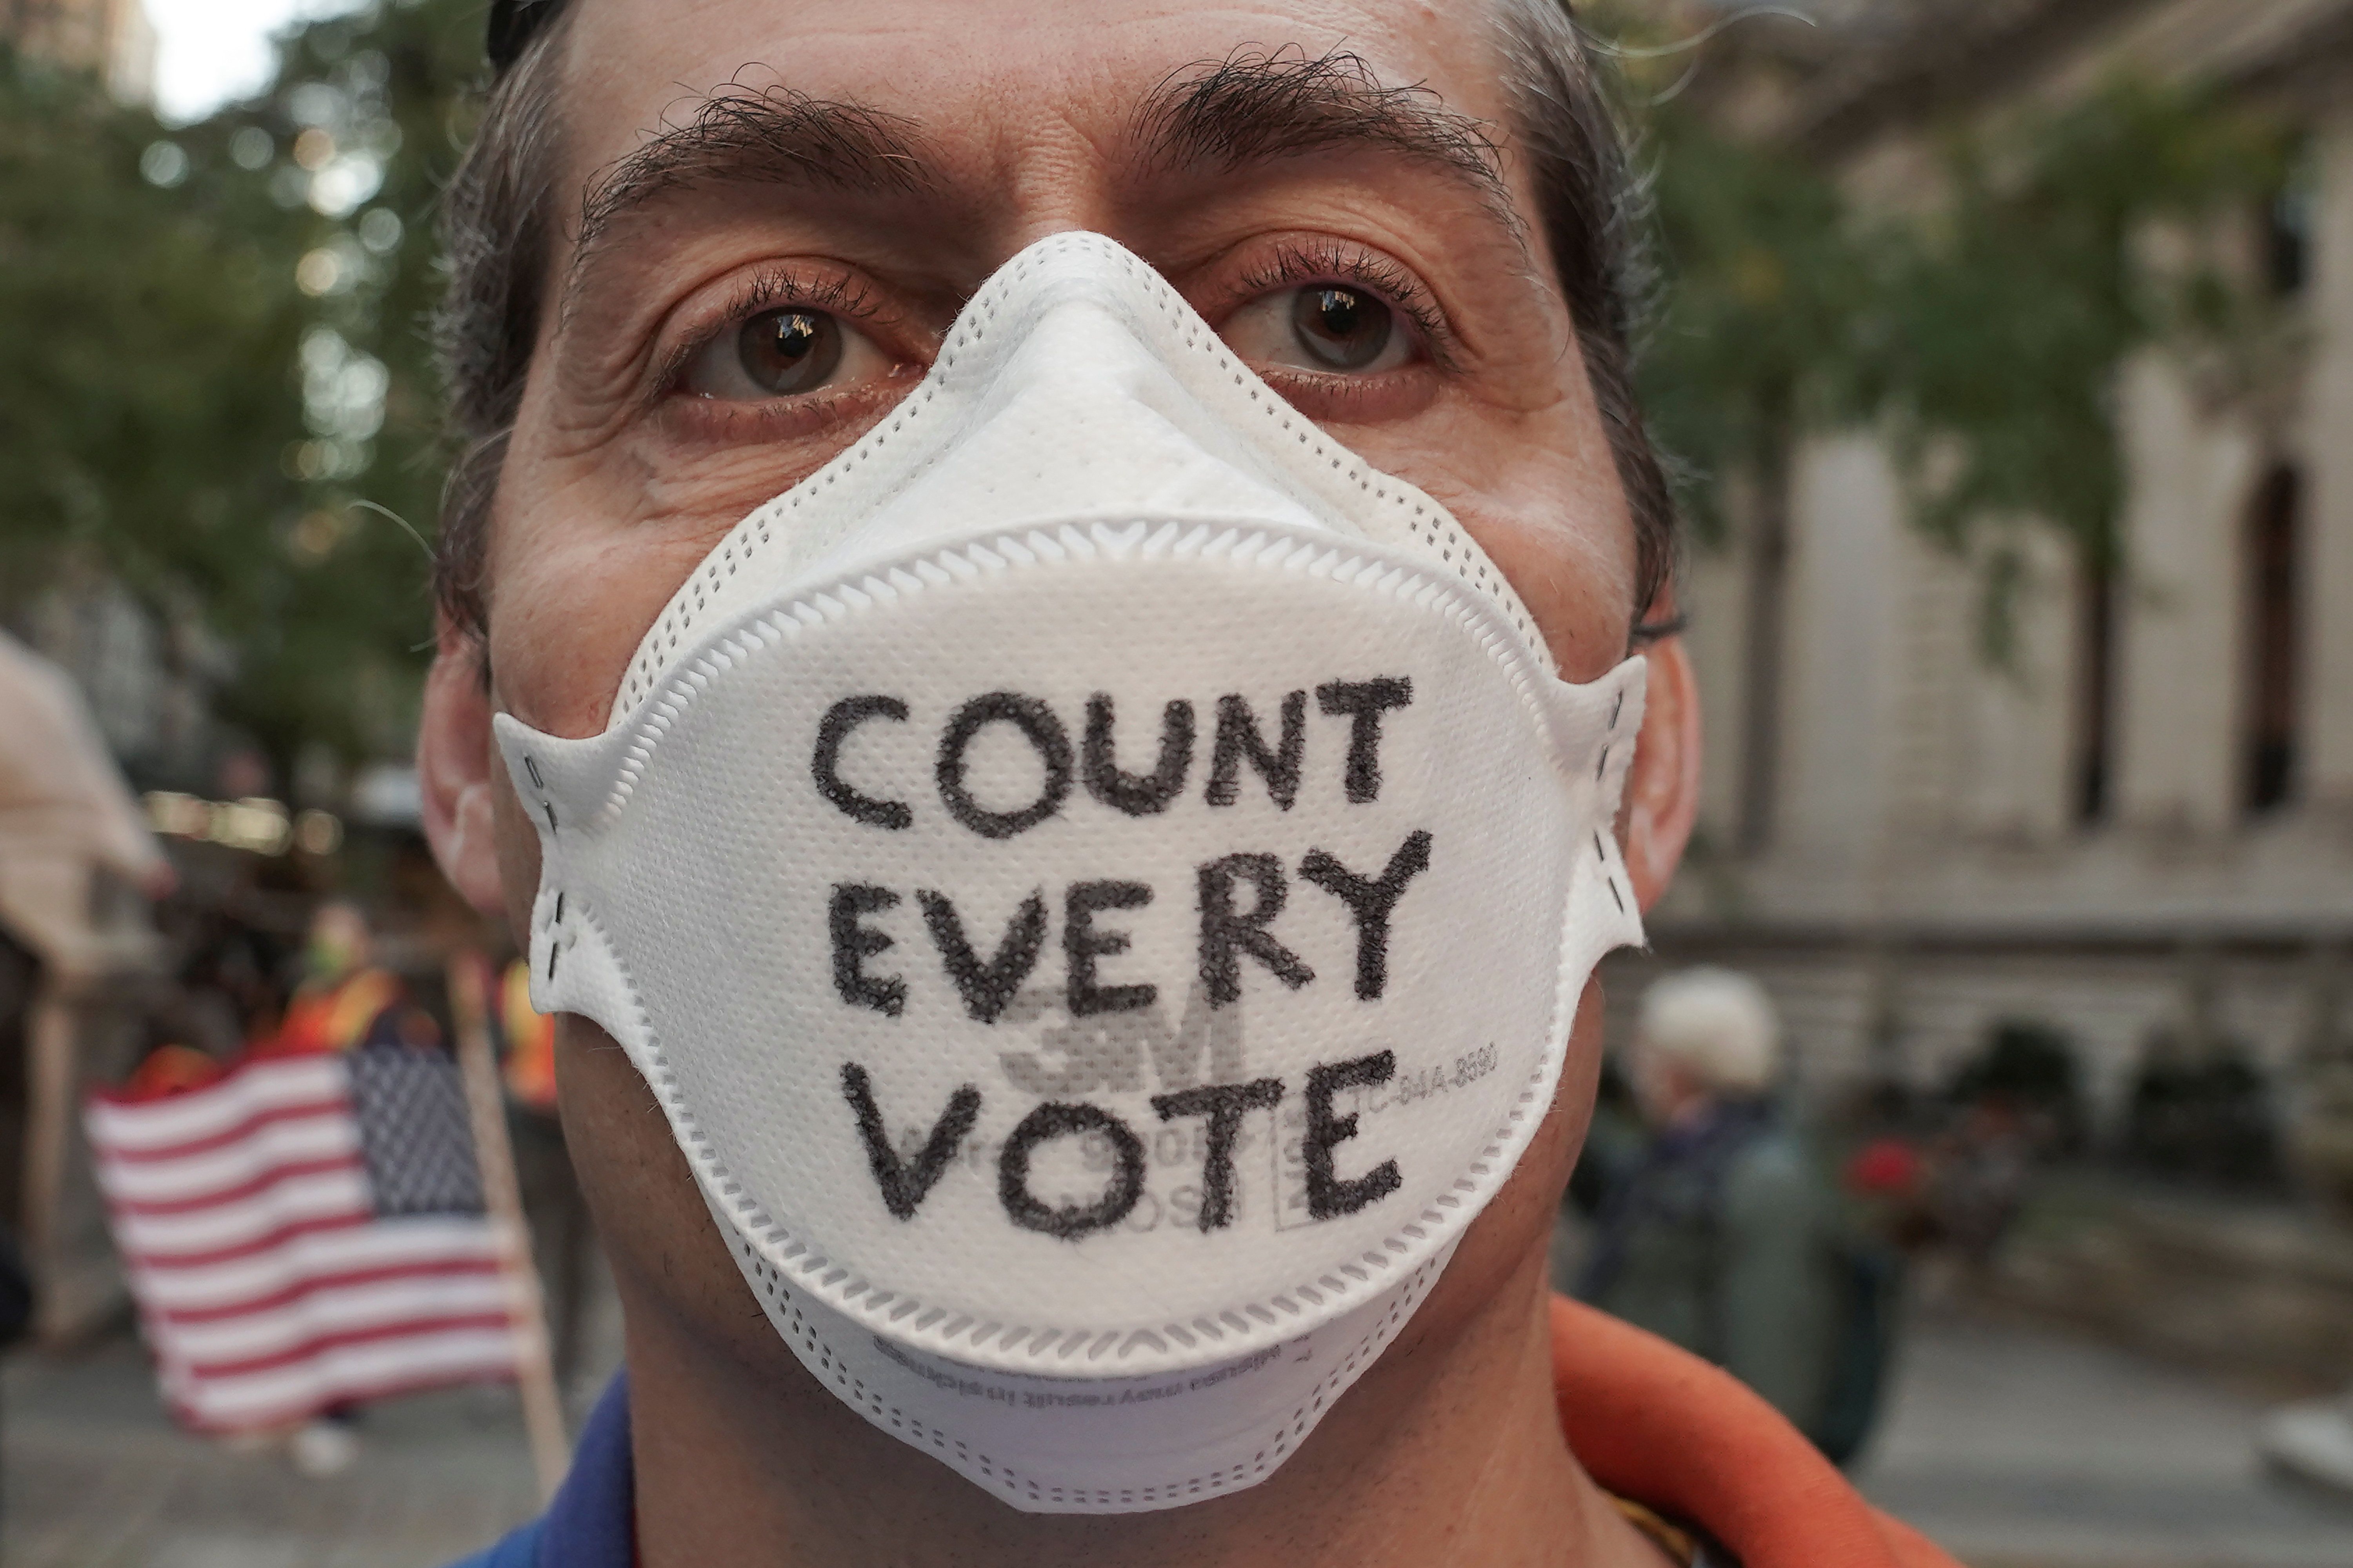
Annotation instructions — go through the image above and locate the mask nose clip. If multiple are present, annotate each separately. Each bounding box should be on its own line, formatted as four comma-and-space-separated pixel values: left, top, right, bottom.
604, 232, 1557, 732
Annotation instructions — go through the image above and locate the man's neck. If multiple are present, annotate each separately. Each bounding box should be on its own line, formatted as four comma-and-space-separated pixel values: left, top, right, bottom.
625, 1250, 1666, 1568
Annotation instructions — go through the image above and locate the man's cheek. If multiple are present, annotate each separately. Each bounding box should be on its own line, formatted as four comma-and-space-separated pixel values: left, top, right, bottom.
553, 1013, 779, 1361
485, 532, 676, 739
1432, 487, 1634, 681
632, 440, 835, 537
1322, 421, 1634, 676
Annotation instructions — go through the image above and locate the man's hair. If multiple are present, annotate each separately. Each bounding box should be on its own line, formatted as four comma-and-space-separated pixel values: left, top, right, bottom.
429, 0, 1675, 647
1637, 967, 1782, 1097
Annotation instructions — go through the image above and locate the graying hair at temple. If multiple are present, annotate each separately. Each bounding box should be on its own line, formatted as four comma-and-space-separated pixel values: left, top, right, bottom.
426, 0, 1678, 650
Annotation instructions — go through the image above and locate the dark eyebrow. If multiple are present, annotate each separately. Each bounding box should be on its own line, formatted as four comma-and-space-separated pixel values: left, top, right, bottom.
566, 84, 935, 294
1134, 48, 1520, 238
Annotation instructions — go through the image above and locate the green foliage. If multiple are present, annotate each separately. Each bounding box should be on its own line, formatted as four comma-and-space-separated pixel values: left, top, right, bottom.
0, 0, 2293, 768
1869, 80, 2284, 571
1636, 102, 1868, 548
0, 0, 483, 773
1616, 28, 2287, 642
0, 45, 309, 705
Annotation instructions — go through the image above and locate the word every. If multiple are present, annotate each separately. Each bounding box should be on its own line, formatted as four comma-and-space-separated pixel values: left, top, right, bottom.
831, 833, 1431, 1022
844, 1051, 1403, 1241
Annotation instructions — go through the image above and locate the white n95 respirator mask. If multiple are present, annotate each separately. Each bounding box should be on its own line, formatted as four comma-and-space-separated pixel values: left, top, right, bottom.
494, 232, 1646, 1513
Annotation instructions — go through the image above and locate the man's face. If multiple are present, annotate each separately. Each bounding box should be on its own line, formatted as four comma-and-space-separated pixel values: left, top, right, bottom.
486, 0, 1638, 755
426, 0, 1698, 1432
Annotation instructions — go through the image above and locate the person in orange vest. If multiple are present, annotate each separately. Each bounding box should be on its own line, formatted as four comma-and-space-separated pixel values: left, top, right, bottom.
498, 957, 559, 1112
264, 902, 438, 1059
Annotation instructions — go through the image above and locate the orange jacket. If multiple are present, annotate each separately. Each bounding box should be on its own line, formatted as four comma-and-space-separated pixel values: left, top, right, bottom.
1553, 1296, 1957, 1568
499, 958, 559, 1111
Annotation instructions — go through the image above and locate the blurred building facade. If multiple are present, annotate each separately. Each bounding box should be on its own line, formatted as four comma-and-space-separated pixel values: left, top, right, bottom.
1645, 0, 2353, 1135
0, 0, 155, 103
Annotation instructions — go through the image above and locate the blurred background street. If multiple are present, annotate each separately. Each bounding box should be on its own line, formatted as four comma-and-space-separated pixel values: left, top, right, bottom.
1862, 1309, 2353, 1568
11, 1280, 2353, 1568
4, 0, 2353, 1563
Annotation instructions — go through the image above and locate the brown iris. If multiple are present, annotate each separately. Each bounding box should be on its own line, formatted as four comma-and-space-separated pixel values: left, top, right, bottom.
1289, 286, 1393, 370
736, 308, 844, 395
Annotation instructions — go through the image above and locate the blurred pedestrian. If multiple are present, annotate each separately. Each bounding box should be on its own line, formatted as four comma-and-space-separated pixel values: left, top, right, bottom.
1925, 1097, 2033, 1274
0, 1221, 31, 1350
262, 901, 438, 1059
0, 629, 172, 1348
1578, 968, 1845, 1437
0, 629, 173, 975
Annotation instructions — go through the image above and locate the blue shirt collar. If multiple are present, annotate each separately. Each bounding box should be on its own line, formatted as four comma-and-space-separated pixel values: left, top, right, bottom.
531, 1371, 635, 1568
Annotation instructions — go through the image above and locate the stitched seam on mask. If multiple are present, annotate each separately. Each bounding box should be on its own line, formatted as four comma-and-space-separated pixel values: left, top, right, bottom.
584, 518, 1632, 1374
615, 233, 1549, 722
735, 1238, 1446, 1506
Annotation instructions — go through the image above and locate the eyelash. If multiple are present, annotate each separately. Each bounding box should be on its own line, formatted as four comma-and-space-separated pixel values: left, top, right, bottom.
654, 267, 889, 401
1232, 238, 1454, 367
654, 237, 1450, 407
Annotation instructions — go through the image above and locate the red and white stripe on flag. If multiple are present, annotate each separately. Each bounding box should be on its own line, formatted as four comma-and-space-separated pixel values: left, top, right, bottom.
86, 1052, 522, 1432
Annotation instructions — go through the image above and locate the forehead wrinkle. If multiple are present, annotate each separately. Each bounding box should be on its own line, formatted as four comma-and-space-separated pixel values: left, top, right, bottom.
559, 80, 939, 320
1131, 45, 1527, 253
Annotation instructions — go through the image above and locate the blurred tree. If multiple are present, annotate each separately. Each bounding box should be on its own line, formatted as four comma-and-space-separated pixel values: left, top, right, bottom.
2123, 1032, 2281, 1188
1633, 96, 1866, 553
0, 0, 481, 780
1601, 11, 2286, 655
0, 0, 2295, 782
1862, 81, 2285, 656
0, 42, 309, 763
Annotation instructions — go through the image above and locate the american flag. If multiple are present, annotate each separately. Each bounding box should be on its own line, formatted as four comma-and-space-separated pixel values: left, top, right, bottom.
85, 1045, 525, 1432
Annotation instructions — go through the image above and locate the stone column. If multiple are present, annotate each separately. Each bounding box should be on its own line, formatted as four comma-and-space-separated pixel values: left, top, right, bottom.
2302, 101, 2353, 815
1772, 434, 1907, 911
2112, 350, 2256, 833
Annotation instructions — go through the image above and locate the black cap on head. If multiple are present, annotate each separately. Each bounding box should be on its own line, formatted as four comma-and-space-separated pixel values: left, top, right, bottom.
487, 0, 566, 75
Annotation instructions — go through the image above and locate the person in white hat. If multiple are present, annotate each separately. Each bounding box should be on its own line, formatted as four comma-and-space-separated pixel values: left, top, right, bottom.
1577, 968, 1846, 1441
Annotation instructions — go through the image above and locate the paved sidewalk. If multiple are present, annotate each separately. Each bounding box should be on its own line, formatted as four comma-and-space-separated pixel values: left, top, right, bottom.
0, 1341, 543, 1568
7, 1301, 2353, 1565
1858, 1311, 2353, 1568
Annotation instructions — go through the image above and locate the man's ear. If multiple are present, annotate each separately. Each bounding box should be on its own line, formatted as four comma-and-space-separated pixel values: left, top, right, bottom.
418, 623, 508, 918
1620, 631, 1701, 911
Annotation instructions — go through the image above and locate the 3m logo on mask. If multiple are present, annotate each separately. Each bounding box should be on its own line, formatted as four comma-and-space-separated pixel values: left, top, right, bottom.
815, 677, 1436, 1242
492, 233, 1645, 1509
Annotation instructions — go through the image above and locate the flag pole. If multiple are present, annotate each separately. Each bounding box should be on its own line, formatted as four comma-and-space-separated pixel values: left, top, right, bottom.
20, 980, 76, 1344
447, 950, 571, 1503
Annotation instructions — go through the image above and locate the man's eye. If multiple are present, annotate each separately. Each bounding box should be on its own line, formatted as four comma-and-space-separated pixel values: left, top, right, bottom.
680, 307, 866, 400
1224, 285, 1414, 376
1291, 287, 1396, 369
738, 308, 842, 393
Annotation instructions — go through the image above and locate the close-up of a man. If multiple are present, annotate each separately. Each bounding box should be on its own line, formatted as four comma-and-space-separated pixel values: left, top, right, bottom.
415, 0, 1960, 1563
